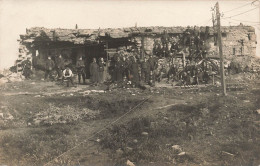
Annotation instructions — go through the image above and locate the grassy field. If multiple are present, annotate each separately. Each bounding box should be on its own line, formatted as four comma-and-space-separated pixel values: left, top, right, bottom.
0, 73, 259, 166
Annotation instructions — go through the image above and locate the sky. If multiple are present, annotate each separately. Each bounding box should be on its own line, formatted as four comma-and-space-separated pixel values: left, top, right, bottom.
0, 0, 259, 69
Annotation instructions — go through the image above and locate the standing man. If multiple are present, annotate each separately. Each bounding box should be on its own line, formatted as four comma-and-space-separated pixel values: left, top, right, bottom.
114, 56, 123, 84
45, 56, 55, 81
32, 53, 39, 70
90, 58, 99, 86
98, 57, 105, 83
76, 56, 86, 84
55, 54, 65, 79
22, 57, 32, 79
141, 56, 150, 84
130, 56, 139, 87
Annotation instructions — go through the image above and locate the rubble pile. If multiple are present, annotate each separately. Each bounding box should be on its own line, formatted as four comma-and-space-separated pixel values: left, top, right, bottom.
0, 70, 24, 85
31, 104, 99, 125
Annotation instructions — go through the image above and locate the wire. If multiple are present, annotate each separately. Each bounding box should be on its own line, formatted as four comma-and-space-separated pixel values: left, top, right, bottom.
223, 7, 258, 19
223, 18, 260, 23
43, 96, 150, 166
222, 1, 256, 13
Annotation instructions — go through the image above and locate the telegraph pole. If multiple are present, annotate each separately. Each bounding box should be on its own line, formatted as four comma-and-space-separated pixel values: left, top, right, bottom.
216, 2, 227, 96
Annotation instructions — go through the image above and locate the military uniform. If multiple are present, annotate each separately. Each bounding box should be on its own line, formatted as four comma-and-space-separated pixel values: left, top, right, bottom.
76, 59, 86, 84
55, 56, 65, 78
98, 59, 105, 83
90, 60, 99, 85
45, 58, 55, 80
22, 59, 32, 79
114, 59, 124, 83
141, 59, 150, 83
129, 57, 139, 86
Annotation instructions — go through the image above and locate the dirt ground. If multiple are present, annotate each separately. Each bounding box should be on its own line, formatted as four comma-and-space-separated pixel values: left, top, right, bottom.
0, 73, 259, 166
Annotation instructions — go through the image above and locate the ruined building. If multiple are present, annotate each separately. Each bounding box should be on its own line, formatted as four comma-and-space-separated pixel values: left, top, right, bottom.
17, 25, 257, 74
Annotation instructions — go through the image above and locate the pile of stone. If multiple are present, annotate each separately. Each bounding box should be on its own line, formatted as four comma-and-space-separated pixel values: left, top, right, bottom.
0, 70, 25, 85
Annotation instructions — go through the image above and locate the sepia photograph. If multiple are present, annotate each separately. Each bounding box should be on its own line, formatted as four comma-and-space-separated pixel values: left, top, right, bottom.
0, 0, 259, 165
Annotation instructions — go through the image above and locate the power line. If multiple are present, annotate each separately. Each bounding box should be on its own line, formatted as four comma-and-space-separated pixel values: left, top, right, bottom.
222, 1, 254, 13
223, 18, 260, 23
223, 7, 258, 19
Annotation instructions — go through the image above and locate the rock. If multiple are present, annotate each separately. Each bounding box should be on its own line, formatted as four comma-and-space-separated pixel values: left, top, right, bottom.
256, 109, 260, 114
200, 108, 210, 117
126, 160, 135, 166
141, 132, 148, 136
96, 138, 101, 142
178, 152, 186, 156
116, 148, 124, 156
126, 147, 133, 153
133, 139, 138, 143
172, 145, 182, 153
34, 95, 41, 97
6, 113, 14, 120
30, 82, 35, 84
0, 113, 3, 119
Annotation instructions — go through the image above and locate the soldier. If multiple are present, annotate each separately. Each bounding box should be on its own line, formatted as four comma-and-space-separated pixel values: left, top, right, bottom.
76, 56, 86, 84
200, 41, 207, 59
55, 54, 65, 79
141, 56, 150, 83
90, 58, 99, 85
129, 56, 139, 87
22, 57, 32, 79
32, 53, 39, 70
189, 40, 197, 61
114, 56, 124, 84
45, 56, 55, 80
168, 62, 177, 82
98, 57, 105, 83
122, 56, 129, 82
62, 66, 74, 87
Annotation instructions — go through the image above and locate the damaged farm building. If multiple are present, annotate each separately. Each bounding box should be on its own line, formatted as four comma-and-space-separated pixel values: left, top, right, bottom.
17, 25, 257, 78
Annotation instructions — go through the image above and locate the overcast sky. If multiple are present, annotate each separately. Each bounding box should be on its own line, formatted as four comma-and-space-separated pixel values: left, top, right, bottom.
0, 0, 259, 69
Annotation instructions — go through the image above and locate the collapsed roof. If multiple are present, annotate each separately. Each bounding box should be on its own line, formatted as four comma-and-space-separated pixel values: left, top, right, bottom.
20, 25, 255, 45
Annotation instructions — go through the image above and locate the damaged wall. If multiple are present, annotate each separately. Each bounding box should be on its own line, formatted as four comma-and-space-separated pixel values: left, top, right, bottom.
17, 25, 257, 71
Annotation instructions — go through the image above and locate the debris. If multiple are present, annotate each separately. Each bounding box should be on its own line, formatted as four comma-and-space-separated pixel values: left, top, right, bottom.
0, 113, 3, 118
116, 148, 124, 156
126, 147, 133, 153
30, 82, 35, 84
256, 109, 260, 114
243, 100, 250, 103
96, 138, 101, 143
178, 152, 186, 156
126, 159, 135, 166
222, 151, 234, 156
6, 113, 14, 120
34, 95, 41, 97
172, 145, 182, 153
133, 139, 138, 143
141, 132, 148, 136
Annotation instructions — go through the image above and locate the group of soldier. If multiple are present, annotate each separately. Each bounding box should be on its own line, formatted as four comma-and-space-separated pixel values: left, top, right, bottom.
109, 52, 158, 87
20, 26, 212, 87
